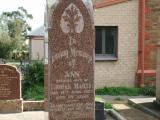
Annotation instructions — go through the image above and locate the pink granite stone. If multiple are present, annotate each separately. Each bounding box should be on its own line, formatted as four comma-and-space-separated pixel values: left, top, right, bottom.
0, 65, 21, 100
48, 0, 95, 120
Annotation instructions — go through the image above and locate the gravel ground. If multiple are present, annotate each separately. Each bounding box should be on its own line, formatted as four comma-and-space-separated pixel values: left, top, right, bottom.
118, 107, 159, 120
0, 111, 115, 120
0, 111, 46, 120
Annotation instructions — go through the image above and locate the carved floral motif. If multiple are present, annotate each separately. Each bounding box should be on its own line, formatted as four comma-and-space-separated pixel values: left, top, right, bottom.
60, 3, 84, 34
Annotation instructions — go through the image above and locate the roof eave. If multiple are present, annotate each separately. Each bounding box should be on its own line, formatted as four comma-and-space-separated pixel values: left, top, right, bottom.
95, 0, 129, 9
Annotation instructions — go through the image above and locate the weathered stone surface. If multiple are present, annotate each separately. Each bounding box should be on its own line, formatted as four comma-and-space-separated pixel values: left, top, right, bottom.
0, 99, 23, 113
23, 101, 44, 111
156, 43, 160, 101
0, 65, 21, 100
48, 0, 95, 120
44, 64, 49, 111
44, 98, 48, 111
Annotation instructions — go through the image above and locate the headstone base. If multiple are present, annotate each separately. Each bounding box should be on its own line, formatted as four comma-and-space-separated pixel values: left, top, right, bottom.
0, 99, 23, 113
23, 101, 44, 111
44, 98, 48, 111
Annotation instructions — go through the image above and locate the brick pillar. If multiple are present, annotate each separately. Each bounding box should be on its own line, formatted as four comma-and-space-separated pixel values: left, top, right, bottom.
156, 42, 160, 103
44, 64, 48, 111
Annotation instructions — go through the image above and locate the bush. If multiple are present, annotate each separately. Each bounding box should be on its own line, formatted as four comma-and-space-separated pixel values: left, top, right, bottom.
23, 85, 44, 100
23, 61, 44, 85
22, 61, 44, 100
139, 85, 155, 96
0, 30, 13, 59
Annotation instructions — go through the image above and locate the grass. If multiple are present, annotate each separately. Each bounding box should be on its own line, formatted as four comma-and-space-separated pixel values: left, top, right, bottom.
95, 96, 113, 109
23, 84, 44, 100
96, 87, 140, 96
96, 86, 155, 96
95, 95, 104, 102
22, 85, 155, 101
104, 102, 113, 109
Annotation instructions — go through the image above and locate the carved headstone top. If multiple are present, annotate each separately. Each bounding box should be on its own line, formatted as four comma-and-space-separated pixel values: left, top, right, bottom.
0, 65, 21, 100
48, 0, 95, 120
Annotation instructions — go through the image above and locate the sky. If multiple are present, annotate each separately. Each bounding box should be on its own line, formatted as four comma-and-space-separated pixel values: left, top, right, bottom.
0, 0, 46, 31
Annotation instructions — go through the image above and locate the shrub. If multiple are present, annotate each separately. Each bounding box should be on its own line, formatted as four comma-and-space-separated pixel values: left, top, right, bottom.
23, 85, 44, 100
139, 85, 155, 96
22, 61, 44, 100
23, 61, 44, 86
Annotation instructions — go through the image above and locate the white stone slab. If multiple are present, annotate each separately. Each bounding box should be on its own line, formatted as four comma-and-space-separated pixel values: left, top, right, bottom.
112, 104, 131, 110
129, 98, 156, 104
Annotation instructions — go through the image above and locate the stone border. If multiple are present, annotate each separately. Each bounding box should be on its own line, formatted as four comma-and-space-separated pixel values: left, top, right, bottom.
23, 101, 44, 111
0, 99, 23, 113
23, 101, 127, 120
105, 109, 126, 120
128, 99, 160, 119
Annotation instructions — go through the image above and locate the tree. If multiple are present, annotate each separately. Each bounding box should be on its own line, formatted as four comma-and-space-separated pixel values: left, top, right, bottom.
0, 30, 12, 59
0, 7, 33, 59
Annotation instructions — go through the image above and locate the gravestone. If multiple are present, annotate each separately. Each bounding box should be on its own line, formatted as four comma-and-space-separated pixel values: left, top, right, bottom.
95, 101, 104, 120
156, 42, 160, 104
48, 0, 95, 120
0, 64, 22, 113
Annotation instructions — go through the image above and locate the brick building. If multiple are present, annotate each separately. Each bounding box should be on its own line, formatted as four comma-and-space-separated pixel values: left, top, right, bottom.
27, 0, 159, 88
26, 26, 44, 60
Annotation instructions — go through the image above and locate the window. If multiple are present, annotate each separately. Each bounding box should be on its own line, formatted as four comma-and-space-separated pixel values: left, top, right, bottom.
95, 26, 118, 60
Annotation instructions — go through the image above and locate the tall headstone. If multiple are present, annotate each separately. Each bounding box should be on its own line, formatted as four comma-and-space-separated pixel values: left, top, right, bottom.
44, 6, 49, 111
47, 0, 95, 119
0, 65, 22, 113
156, 42, 160, 104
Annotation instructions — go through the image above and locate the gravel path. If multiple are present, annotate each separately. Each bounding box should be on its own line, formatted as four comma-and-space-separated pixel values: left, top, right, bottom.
0, 111, 47, 120
0, 111, 115, 120
118, 107, 159, 120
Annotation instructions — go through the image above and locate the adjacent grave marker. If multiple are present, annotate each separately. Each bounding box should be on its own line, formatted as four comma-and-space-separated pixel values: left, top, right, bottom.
0, 65, 21, 100
0, 64, 22, 113
156, 42, 160, 104
48, 0, 95, 119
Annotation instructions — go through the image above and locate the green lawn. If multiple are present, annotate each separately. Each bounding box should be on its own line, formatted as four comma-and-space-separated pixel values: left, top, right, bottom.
22, 86, 155, 101
22, 84, 44, 101
95, 86, 155, 96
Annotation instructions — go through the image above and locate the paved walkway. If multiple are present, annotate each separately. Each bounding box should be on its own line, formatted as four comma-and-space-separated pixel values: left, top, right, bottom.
0, 111, 47, 120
